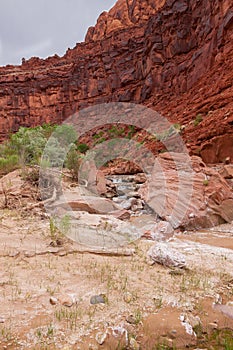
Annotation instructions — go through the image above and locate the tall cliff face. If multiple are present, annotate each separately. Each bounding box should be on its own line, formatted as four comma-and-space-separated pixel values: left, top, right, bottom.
85, 0, 166, 41
0, 0, 233, 162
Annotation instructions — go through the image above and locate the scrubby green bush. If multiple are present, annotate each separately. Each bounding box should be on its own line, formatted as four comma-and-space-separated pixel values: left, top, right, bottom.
76, 143, 89, 154
42, 136, 67, 167
0, 154, 19, 174
9, 126, 47, 165
52, 124, 77, 147
65, 145, 82, 180
0, 123, 80, 178
193, 114, 203, 126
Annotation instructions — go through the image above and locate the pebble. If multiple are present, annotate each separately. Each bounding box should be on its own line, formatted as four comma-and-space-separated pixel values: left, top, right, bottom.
95, 331, 107, 345
126, 315, 137, 325
187, 314, 202, 329
168, 331, 177, 340
49, 296, 58, 305
90, 294, 107, 305
112, 325, 128, 338
129, 337, 140, 350
58, 294, 74, 307
112, 197, 122, 203
208, 322, 218, 330
124, 292, 133, 303
214, 294, 222, 304
0, 317, 5, 323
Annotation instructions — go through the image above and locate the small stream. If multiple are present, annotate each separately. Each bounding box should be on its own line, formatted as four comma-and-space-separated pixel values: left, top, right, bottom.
106, 174, 155, 216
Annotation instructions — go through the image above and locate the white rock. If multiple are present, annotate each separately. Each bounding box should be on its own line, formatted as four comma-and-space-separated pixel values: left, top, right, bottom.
111, 325, 128, 342
147, 242, 186, 268
49, 296, 58, 305
95, 331, 107, 345
129, 337, 140, 350
58, 294, 75, 307
0, 317, 5, 323
151, 221, 174, 241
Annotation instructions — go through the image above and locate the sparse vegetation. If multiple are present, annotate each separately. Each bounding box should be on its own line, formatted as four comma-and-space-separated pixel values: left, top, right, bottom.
193, 113, 203, 126
0, 123, 84, 181
76, 142, 89, 153
0, 118, 233, 350
55, 305, 82, 330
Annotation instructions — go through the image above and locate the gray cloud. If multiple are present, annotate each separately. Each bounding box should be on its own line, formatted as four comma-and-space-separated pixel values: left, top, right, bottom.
0, 0, 116, 66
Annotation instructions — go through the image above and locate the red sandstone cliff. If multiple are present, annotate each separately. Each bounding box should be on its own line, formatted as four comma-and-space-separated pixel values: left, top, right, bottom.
85, 0, 166, 41
0, 0, 233, 163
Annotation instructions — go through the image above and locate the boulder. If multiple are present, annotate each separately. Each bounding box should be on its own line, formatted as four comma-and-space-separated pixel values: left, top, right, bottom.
79, 160, 107, 195
96, 170, 107, 195
134, 173, 147, 183
110, 209, 131, 220
142, 153, 233, 230
219, 165, 233, 179
147, 242, 186, 269
143, 221, 174, 241
51, 192, 120, 214
119, 198, 138, 210
59, 211, 141, 249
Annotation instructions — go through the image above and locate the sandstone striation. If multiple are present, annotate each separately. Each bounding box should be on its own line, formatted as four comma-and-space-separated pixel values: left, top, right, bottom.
0, 0, 232, 162
143, 153, 233, 229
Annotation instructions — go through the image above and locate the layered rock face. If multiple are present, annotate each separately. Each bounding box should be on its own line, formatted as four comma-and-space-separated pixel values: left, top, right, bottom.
144, 153, 233, 229
85, 0, 166, 41
0, 0, 232, 162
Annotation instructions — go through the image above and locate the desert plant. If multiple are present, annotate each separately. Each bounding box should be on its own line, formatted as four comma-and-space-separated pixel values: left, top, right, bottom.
203, 179, 209, 186
9, 126, 47, 165
127, 125, 136, 139
0, 154, 19, 174
65, 145, 82, 180
52, 124, 77, 147
76, 142, 89, 153
193, 114, 203, 126
93, 131, 104, 139
42, 136, 66, 167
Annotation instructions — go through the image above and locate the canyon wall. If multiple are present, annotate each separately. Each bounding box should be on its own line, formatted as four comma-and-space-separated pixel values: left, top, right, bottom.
0, 0, 232, 162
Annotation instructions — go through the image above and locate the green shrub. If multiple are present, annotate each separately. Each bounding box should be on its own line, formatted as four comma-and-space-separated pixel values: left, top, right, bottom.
40, 123, 58, 138
95, 137, 106, 144
108, 125, 124, 136
193, 114, 203, 126
53, 124, 77, 147
0, 155, 19, 174
127, 125, 136, 139
42, 136, 66, 167
76, 143, 89, 154
0, 123, 78, 176
9, 126, 47, 165
93, 131, 104, 139
65, 145, 82, 180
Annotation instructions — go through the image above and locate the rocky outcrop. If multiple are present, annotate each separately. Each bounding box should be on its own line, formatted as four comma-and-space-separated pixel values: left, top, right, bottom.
0, 0, 233, 162
141, 153, 233, 229
85, 0, 166, 41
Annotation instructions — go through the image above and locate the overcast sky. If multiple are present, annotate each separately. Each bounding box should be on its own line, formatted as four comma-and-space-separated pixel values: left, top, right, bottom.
0, 0, 116, 66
